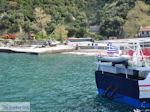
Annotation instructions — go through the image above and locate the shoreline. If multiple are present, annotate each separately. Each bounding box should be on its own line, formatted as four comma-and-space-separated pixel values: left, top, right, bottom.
0, 45, 105, 56
0, 45, 75, 55
63, 49, 105, 56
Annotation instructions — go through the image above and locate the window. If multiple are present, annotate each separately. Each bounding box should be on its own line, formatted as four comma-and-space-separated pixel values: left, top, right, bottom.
69, 38, 93, 42
147, 31, 149, 34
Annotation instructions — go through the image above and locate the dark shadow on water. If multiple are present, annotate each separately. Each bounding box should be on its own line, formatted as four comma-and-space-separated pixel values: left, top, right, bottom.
93, 94, 141, 112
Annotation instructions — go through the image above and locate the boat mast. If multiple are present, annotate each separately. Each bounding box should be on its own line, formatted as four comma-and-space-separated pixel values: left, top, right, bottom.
136, 42, 140, 67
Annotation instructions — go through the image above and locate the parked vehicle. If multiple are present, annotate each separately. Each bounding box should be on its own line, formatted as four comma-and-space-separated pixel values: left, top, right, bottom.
4, 34, 16, 39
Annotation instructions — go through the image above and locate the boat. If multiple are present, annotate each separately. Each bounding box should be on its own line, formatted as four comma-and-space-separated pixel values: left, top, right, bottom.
95, 42, 150, 108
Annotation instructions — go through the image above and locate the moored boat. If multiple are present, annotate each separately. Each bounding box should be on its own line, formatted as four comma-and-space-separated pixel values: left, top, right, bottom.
95, 42, 150, 108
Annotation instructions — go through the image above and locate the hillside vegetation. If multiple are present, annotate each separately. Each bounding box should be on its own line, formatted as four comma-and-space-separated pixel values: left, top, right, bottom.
0, 0, 150, 40
123, 1, 150, 37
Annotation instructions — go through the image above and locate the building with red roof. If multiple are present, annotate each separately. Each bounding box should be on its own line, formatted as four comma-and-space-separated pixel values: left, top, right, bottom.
139, 26, 150, 37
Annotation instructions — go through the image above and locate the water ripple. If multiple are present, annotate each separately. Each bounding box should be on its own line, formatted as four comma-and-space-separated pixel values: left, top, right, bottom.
0, 53, 138, 112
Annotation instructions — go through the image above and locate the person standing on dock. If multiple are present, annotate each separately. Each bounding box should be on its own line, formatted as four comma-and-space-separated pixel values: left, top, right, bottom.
48, 39, 51, 47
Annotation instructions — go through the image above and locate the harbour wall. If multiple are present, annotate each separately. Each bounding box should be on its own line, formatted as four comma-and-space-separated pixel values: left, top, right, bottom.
0, 46, 75, 55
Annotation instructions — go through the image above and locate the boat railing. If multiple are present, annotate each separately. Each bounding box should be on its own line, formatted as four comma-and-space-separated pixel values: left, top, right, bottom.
95, 42, 150, 67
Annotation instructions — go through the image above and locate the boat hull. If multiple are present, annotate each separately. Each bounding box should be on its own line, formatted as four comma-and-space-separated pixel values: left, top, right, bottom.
95, 71, 150, 108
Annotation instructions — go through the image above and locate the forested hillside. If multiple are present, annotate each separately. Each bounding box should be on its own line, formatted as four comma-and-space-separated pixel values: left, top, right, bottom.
0, 0, 150, 40
123, 1, 150, 37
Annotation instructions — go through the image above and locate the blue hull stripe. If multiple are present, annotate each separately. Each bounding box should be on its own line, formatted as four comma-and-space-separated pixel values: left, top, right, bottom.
98, 88, 150, 109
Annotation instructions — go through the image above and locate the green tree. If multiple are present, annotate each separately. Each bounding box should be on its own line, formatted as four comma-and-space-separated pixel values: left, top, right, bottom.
65, 13, 75, 23
33, 7, 51, 38
76, 28, 87, 38
0, 13, 10, 32
15, 12, 25, 33
54, 24, 68, 42
99, 16, 124, 38
66, 27, 76, 37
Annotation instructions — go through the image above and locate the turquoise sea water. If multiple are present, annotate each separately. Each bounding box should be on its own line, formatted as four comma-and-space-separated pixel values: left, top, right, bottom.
0, 53, 142, 112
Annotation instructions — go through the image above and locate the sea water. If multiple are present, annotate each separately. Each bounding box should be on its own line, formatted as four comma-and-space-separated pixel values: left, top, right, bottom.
0, 53, 142, 112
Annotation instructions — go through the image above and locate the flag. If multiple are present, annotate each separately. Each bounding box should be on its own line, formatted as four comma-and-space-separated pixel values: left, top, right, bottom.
107, 42, 118, 53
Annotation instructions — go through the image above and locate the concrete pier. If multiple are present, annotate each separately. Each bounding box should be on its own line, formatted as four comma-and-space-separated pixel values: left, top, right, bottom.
0, 45, 75, 55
